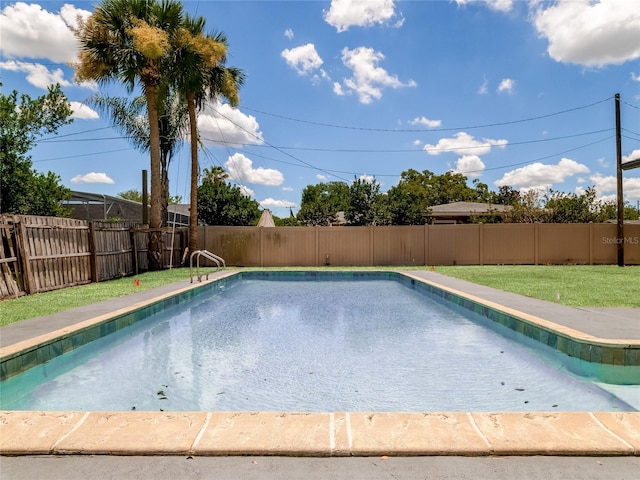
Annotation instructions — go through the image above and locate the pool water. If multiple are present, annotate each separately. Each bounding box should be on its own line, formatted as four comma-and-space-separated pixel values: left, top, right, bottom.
1, 277, 636, 412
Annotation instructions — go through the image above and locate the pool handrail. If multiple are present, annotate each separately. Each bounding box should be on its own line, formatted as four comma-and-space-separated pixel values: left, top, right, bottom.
190, 250, 226, 283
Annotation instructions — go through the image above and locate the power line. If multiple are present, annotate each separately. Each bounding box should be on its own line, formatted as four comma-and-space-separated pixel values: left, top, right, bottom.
242, 97, 613, 133
32, 147, 135, 163
226, 134, 615, 179
221, 129, 610, 154
208, 106, 351, 183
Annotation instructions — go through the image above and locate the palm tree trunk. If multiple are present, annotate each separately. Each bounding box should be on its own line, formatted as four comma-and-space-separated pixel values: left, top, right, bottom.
145, 83, 164, 270
187, 93, 199, 255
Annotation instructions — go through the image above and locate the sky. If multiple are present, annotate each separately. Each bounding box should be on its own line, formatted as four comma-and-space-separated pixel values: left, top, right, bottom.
1, 0, 640, 218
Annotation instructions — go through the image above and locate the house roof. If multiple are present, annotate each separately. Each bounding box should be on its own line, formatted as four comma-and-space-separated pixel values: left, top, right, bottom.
429, 202, 510, 217
257, 209, 275, 227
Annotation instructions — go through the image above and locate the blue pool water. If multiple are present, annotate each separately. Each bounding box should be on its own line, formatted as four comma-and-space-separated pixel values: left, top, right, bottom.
1, 275, 637, 412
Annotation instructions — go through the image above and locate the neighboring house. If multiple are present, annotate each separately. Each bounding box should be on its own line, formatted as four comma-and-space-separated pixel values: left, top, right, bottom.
429, 202, 511, 224
64, 191, 189, 226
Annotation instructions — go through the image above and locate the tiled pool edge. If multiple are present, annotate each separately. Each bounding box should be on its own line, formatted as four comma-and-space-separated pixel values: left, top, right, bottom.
1, 270, 639, 383
399, 272, 640, 368
1, 410, 638, 456
0, 270, 240, 382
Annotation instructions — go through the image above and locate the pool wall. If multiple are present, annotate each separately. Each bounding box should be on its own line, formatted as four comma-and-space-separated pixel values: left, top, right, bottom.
1, 270, 639, 384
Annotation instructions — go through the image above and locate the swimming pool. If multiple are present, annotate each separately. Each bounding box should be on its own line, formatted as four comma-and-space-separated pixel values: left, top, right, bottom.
1, 272, 637, 412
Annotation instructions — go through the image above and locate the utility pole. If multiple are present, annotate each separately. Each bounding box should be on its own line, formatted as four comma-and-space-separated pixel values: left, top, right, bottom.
615, 94, 623, 267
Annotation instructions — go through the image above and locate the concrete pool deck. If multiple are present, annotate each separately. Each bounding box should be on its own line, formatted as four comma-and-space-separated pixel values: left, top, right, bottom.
1, 269, 639, 457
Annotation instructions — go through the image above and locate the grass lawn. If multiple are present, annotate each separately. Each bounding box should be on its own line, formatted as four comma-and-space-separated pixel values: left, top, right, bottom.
0, 265, 637, 327
436, 265, 640, 308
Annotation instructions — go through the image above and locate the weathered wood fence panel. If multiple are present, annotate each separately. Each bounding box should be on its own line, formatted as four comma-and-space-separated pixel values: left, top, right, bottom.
0, 215, 187, 299
16, 215, 92, 294
0, 216, 23, 298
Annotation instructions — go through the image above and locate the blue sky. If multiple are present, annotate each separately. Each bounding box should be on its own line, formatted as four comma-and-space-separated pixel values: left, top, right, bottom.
1, 0, 640, 217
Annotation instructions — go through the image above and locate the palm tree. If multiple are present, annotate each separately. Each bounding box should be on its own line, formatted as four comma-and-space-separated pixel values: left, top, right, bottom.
73, 0, 184, 269
90, 91, 189, 225
172, 16, 245, 254
202, 166, 229, 184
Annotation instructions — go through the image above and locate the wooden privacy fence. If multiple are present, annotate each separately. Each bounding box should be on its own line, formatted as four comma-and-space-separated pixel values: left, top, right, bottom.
0, 215, 187, 299
199, 223, 640, 267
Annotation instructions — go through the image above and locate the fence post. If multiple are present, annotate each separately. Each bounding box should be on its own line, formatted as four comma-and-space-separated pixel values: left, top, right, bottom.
260, 227, 264, 267
369, 226, 374, 266
15, 216, 34, 294
479, 223, 484, 266
88, 221, 98, 283
534, 223, 539, 265
130, 227, 138, 277
589, 222, 594, 265
315, 226, 319, 267
424, 224, 429, 266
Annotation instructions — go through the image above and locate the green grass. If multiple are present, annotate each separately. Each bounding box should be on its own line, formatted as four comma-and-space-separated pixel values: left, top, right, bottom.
0, 268, 194, 327
435, 265, 640, 307
1, 265, 637, 327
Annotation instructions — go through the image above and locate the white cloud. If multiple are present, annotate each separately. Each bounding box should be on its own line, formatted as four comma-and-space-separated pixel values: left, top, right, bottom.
623, 149, 640, 165
70, 172, 114, 184
632, 72, 640, 82
453, 155, 486, 178
316, 174, 328, 181
478, 78, 488, 95
324, 0, 402, 32
532, 0, 640, 67
284, 28, 294, 40
282, 186, 294, 192
497, 78, 515, 94
424, 132, 508, 156
238, 185, 255, 198
0, 2, 90, 63
281, 43, 324, 75
338, 46, 416, 104
225, 153, 284, 186
69, 101, 99, 120
198, 100, 264, 146
587, 173, 640, 200
454, 0, 514, 13
410, 116, 442, 128
260, 198, 297, 209
495, 158, 590, 189
358, 174, 376, 183
0, 60, 71, 89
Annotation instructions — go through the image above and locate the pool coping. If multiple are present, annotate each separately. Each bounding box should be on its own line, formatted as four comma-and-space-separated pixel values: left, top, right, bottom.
1, 269, 639, 457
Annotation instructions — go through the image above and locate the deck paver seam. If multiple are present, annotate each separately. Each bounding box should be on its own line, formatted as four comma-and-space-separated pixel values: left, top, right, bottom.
588, 412, 636, 454
189, 412, 212, 455
466, 412, 493, 453
50, 411, 90, 453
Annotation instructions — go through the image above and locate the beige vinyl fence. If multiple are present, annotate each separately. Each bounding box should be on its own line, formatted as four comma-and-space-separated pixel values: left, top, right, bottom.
199, 223, 640, 267
0, 215, 187, 299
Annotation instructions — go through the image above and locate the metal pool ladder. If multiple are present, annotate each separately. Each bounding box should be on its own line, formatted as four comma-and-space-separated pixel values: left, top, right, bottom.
190, 250, 226, 283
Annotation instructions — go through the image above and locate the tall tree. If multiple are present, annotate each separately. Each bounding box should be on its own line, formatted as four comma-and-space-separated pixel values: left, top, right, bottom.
297, 182, 350, 226
73, 0, 184, 269
197, 173, 260, 226
172, 16, 244, 254
0, 84, 72, 216
90, 91, 188, 225
346, 177, 382, 226
385, 169, 491, 225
